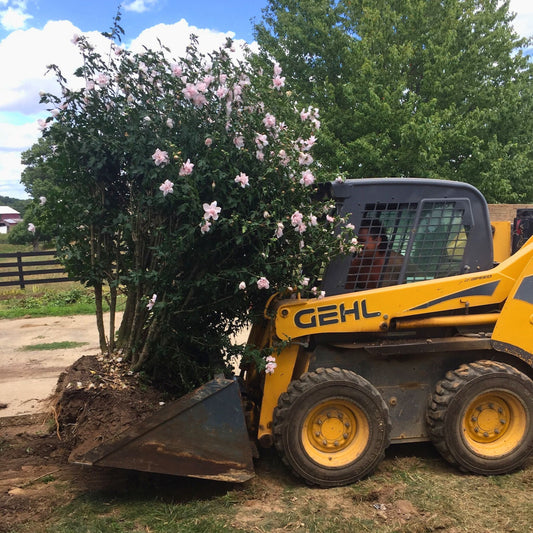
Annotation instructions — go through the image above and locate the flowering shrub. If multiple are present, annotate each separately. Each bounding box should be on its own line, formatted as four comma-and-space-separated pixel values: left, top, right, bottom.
29, 25, 352, 393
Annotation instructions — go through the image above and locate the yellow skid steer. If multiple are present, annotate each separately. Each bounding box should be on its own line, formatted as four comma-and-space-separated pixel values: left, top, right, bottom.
75, 178, 533, 487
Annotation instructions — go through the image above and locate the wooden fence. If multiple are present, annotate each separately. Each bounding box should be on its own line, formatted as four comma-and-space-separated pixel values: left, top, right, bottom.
0, 251, 71, 289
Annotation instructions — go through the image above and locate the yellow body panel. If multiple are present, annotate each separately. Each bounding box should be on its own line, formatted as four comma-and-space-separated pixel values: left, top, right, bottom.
275, 239, 533, 341
492, 220, 512, 263
492, 254, 533, 362
257, 343, 300, 443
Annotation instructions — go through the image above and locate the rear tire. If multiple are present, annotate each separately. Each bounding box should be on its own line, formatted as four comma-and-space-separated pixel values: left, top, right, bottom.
427, 360, 533, 474
273, 367, 391, 487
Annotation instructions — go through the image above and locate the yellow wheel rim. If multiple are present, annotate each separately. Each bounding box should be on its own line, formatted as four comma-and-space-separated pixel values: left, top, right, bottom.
462, 391, 527, 457
302, 400, 369, 467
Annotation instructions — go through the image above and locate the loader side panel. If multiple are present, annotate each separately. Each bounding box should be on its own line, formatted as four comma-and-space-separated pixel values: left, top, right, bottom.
492, 255, 533, 365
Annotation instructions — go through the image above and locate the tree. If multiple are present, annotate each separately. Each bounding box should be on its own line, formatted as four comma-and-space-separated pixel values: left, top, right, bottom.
254, 0, 533, 202
24, 19, 354, 394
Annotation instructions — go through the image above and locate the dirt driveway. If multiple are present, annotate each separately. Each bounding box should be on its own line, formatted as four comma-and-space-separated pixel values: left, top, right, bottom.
0, 314, 108, 418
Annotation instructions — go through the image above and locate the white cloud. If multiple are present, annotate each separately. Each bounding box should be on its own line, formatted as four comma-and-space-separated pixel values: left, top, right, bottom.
128, 19, 255, 63
509, 0, 533, 39
123, 0, 159, 14
0, 1, 32, 31
0, 20, 111, 114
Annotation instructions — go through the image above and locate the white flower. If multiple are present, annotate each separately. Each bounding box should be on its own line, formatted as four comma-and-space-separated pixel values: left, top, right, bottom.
146, 294, 157, 310
238, 281, 246, 290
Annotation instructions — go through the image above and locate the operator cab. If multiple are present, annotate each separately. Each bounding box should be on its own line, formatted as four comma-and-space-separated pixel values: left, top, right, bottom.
322, 178, 493, 296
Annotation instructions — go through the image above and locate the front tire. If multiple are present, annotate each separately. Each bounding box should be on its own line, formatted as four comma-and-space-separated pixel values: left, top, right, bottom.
273, 367, 391, 487
427, 360, 533, 474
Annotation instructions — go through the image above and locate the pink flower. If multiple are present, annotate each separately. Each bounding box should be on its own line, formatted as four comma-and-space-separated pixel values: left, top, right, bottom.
238, 281, 246, 290
192, 93, 207, 107
298, 152, 314, 166
39, 196, 47, 206
159, 179, 174, 196
295, 222, 307, 234
234, 172, 249, 188
302, 135, 317, 150
179, 159, 194, 176
265, 355, 277, 374
203, 74, 215, 87
200, 221, 211, 234
203, 201, 221, 221
302, 277, 310, 286
147, 294, 157, 310
335, 176, 344, 183
309, 215, 318, 226
96, 73, 109, 86
171, 63, 183, 77
255, 133, 268, 148
257, 277, 270, 290
272, 75, 285, 90
326, 215, 335, 223
86, 80, 95, 91
27, 223, 36, 234
152, 148, 169, 166
300, 108, 310, 121
216, 86, 228, 98
273, 63, 282, 76
233, 136, 245, 149
278, 149, 290, 166
205, 138, 213, 147
37, 119, 48, 131
300, 170, 315, 186
318, 291, 326, 299
219, 73, 228, 84
263, 113, 276, 129
291, 210, 304, 227
182, 83, 198, 100
256, 150, 264, 161
166, 118, 174, 128
275, 222, 284, 238
346, 223, 355, 230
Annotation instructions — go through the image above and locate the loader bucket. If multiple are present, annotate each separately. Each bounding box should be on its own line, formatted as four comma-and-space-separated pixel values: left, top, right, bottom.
72, 377, 255, 483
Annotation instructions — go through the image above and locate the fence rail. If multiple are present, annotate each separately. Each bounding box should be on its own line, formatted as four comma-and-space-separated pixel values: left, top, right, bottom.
0, 251, 71, 289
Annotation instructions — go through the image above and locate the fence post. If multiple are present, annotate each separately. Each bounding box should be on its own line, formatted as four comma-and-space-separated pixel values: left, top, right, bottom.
16, 251, 25, 290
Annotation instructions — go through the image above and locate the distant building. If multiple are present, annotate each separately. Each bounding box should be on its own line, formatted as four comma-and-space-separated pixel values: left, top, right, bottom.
0, 206, 22, 234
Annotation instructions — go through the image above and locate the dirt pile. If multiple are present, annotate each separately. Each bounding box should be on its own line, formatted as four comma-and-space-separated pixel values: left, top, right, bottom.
54, 355, 165, 462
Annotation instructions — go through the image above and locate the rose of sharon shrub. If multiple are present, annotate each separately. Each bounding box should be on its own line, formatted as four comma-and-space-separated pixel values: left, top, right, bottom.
31, 28, 353, 394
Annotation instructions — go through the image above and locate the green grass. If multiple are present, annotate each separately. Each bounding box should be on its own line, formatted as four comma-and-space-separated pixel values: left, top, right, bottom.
21, 341, 88, 351
0, 286, 126, 319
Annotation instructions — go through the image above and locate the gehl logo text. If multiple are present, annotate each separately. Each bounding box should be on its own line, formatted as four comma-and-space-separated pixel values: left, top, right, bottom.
293, 299, 381, 329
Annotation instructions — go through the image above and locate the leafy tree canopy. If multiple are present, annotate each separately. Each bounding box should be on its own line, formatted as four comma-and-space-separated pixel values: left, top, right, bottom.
254, 0, 533, 202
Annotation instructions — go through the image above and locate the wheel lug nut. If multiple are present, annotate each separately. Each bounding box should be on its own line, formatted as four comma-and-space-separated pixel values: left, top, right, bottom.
494, 429, 500, 434
488, 403, 494, 409
326, 412, 332, 418
317, 419, 323, 425
498, 407, 503, 414
334, 440, 339, 447
483, 432, 489, 437
344, 422, 350, 428
315, 431, 321, 437
474, 427, 479, 433
500, 419, 506, 425
337, 412, 343, 419
343, 433, 349, 439
471, 416, 477, 422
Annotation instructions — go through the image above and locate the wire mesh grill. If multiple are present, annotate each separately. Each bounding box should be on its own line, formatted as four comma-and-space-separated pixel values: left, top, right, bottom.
345, 200, 469, 291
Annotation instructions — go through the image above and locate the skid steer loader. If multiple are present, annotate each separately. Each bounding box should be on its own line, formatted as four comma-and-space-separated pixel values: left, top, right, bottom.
75, 178, 533, 487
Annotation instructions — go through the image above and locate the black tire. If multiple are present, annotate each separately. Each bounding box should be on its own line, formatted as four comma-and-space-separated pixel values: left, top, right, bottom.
272, 367, 391, 487
427, 360, 533, 474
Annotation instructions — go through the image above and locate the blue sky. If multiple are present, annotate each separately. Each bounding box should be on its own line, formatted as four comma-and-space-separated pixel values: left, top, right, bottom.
0, 0, 264, 43
0, 0, 531, 199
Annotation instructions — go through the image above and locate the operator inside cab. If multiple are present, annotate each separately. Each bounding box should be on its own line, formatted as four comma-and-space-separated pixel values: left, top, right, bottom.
345, 219, 404, 290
